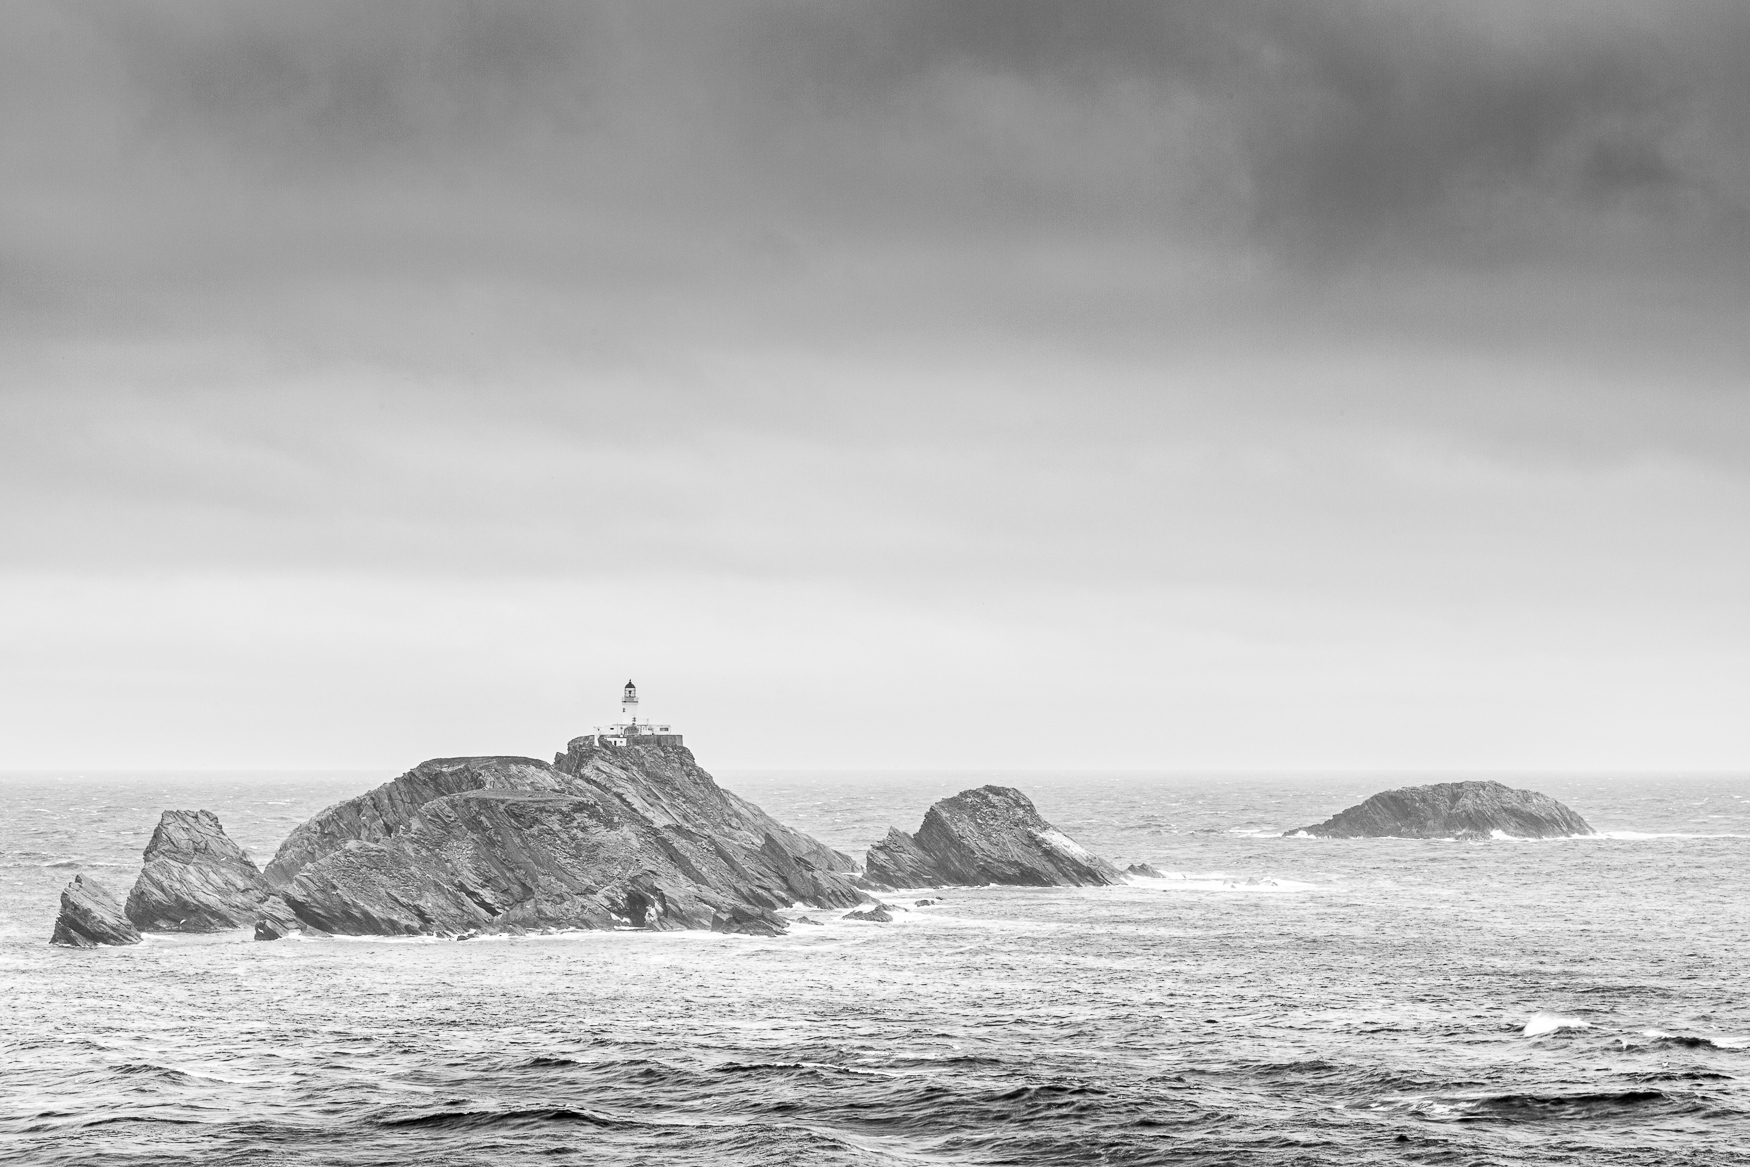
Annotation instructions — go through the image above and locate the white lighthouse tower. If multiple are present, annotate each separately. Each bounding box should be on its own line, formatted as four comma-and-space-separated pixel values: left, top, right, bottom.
591, 679, 681, 749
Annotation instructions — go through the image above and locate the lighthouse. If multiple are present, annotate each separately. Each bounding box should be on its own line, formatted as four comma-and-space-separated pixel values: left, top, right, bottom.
587, 680, 682, 749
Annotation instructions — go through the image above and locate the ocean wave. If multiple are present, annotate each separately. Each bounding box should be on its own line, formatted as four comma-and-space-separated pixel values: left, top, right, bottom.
379, 1106, 628, 1131
1596, 831, 1750, 840
1125, 871, 1321, 893
1453, 1088, 1693, 1122
715, 1060, 900, 1080
1522, 1013, 1590, 1037
78, 1114, 204, 1129
1283, 831, 1599, 843
106, 1062, 232, 1087
1370, 1086, 1699, 1124
1624, 1070, 1735, 1082
1632, 1030, 1749, 1052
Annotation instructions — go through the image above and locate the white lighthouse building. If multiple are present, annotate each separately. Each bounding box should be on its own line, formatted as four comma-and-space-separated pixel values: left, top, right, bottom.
590, 680, 682, 748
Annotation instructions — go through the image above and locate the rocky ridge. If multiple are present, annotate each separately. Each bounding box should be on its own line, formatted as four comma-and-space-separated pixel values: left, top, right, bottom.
1291, 780, 1595, 839
863, 785, 1123, 889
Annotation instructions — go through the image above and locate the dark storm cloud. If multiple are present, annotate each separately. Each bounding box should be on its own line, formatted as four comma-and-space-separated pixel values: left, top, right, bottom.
2, 0, 1746, 547
8, 2, 1745, 286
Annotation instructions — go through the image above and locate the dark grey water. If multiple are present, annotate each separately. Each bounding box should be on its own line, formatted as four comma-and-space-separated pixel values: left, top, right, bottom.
3, 770, 1748, 1165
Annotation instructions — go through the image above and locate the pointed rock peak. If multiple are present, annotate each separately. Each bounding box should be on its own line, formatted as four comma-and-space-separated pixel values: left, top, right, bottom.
128, 809, 271, 933
142, 809, 257, 870
865, 785, 1122, 889
50, 874, 141, 948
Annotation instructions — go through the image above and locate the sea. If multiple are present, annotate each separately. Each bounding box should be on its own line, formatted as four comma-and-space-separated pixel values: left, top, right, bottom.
1, 769, 1747, 1166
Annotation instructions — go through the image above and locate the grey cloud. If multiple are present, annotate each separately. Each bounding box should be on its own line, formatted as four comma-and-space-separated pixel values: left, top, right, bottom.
10, 2, 1742, 271
2, 4, 1748, 771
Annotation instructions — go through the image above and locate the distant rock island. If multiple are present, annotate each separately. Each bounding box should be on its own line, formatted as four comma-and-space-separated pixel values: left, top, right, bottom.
863, 785, 1123, 888
1290, 780, 1595, 839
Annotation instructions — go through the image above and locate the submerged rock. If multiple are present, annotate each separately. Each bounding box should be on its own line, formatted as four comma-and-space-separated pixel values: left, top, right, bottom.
844, 905, 894, 922
863, 786, 1123, 889
126, 810, 271, 932
260, 739, 863, 939
252, 895, 313, 941
50, 875, 141, 947
711, 905, 786, 936
1291, 781, 1594, 840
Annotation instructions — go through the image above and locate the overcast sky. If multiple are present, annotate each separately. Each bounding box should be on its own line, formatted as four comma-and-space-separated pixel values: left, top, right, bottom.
3, 1, 1747, 771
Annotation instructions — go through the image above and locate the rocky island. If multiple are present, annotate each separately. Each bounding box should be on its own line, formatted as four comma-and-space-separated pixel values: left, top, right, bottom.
863, 785, 1123, 888
258, 734, 866, 938
1290, 780, 1595, 839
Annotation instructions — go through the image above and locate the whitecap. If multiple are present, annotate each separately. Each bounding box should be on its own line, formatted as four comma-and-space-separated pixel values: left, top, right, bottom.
1127, 870, 1322, 894
1523, 1012, 1589, 1037
1598, 830, 1750, 840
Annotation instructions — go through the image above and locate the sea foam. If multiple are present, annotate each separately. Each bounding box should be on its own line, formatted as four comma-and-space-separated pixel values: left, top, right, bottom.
1523, 1013, 1590, 1037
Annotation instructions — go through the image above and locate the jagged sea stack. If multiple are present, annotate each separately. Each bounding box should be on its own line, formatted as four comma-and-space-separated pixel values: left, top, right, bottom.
126, 810, 273, 931
259, 734, 866, 939
50, 875, 141, 947
1291, 780, 1595, 840
863, 785, 1123, 889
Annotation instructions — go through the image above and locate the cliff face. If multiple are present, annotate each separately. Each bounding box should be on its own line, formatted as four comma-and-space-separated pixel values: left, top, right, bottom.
261, 758, 565, 888
1291, 780, 1595, 839
864, 785, 1123, 889
126, 810, 273, 931
50, 874, 142, 948
262, 739, 864, 938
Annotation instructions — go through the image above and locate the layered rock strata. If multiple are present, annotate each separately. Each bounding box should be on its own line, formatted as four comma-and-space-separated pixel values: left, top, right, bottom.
863, 785, 1123, 889
252, 895, 310, 941
126, 810, 272, 931
1291, 780, 1595, 840
50, 875, 141, 948
259, 738, 865, 939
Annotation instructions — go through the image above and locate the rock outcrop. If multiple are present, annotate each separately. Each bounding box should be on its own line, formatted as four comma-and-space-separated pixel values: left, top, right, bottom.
126, 810, 272, 931
50, 875, 142, 947
1125, 862, 1167, 879
1290, 780, 1595, 840
863, 785, 1123, 889
845, 904, 894, 922
252, 895, 311, 941
258, 738, 866, 939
